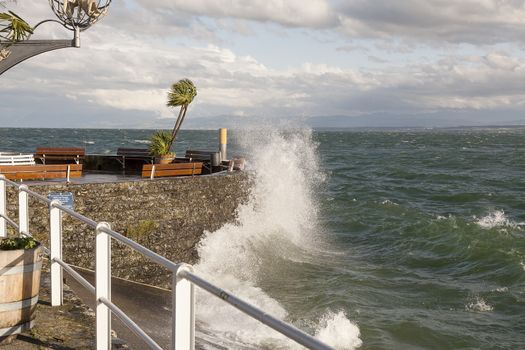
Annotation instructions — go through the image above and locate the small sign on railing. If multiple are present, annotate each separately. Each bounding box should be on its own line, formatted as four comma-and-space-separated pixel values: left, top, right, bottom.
48, 192, 74, 210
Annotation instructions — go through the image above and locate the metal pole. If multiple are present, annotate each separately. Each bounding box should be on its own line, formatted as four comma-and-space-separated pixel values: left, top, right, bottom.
0, 175, 6, 237
96, 222, 112, 349
50, 200, 63, 306
18, 185, 29, 236
172, 264, 195, 350
219, 128, 227, 162
74, 27, 80, 48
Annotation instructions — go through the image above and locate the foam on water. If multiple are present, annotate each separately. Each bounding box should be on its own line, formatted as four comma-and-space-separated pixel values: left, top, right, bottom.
465, 296, 493, 312
194, 128, 362, 349
475, 210, 525, 230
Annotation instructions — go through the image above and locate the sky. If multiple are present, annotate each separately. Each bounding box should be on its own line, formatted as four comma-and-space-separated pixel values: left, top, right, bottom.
1, 0, 525, 129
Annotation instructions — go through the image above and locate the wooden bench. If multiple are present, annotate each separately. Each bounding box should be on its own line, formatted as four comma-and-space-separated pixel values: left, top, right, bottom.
0, 164, 82, 182
35, 147, 85, 165
183, 150, 221, 173
116, 148, 155, 169
142, 162, 203, 179
185, 150, 220, 165
0, 153, 36, 166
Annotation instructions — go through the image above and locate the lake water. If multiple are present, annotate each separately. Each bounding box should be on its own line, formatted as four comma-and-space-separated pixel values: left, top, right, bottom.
1, 127, 524, 349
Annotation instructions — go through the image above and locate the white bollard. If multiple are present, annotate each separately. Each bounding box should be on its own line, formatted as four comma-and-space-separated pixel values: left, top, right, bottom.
96, 222, 112, 350
172, 264, 195, 350
0, 175, 6, 238
18, 185, 29, 236
50, 200, 63, 306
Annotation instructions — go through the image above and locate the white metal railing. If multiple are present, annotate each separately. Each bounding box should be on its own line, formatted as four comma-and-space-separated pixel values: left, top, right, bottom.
0, 174, 334, 350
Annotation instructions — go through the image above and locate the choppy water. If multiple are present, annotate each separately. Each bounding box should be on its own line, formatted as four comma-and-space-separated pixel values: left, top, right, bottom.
1, 127, 524, 349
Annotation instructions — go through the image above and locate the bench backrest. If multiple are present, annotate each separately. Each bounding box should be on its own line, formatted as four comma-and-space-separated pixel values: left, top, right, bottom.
35, 147, 86, 156
142, 162, 203, 178
185, 150, 220, 166
35, 147, 85, 165
117, 148, 151, 156
0, 164, 82, 181
0, 153, 36, 166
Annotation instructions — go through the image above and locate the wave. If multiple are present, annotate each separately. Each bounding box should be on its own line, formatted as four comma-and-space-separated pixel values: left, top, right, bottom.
134, 139, 151, 144
475, 210, 525, 230
194, 128, 361, 349
465, 296, 493, 312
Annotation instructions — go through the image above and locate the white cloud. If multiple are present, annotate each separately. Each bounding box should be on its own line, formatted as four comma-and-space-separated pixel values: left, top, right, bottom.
3, 0, 525, 128
144, 0, 338, 28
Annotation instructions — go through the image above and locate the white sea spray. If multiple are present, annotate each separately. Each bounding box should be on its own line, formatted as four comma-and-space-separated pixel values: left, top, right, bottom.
475, 210, 525, 230
194, 128, 362, 349
466, 296, 493, 312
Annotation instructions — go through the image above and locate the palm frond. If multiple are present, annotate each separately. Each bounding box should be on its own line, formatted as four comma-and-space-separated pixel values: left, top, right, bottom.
0, 10, 33, 42
167, 79, 197, 108
149, 130, 174, 156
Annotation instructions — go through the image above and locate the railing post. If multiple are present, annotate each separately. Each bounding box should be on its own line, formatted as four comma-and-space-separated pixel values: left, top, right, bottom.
0, 175, 6, 238
49, 200, 63, 306
96, 222, 112, 350
172, 264, 195, 350
18, 185, 29, 236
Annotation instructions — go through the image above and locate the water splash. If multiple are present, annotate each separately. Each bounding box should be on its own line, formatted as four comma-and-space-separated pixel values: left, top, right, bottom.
466, 296, 493, 312
475, 210, 524, 230
194, 128, 361, 349
315, 311, 362, 349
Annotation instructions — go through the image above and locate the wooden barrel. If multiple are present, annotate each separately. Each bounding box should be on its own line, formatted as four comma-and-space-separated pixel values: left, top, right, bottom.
0, 245, 43, 339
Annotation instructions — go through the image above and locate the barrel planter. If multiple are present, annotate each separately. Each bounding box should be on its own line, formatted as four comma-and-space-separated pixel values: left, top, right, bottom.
0, 244, 42, 343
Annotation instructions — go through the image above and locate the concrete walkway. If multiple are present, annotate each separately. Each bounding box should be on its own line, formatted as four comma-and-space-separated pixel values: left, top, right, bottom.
64, 267, 174, 349
3, 266, 252, 349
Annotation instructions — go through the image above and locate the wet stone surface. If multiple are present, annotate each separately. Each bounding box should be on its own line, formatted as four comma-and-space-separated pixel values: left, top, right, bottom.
5, 172, 251, 288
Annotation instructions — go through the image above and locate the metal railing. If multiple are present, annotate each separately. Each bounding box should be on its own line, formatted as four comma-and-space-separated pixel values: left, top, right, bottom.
0, 174, 333, 350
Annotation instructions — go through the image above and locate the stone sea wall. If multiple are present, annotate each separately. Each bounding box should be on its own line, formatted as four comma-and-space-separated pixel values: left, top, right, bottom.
4, 173, 251, 288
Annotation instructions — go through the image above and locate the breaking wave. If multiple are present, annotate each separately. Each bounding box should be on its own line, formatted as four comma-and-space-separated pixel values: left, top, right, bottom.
194, 128, 362, 349
475, 210, 525, 230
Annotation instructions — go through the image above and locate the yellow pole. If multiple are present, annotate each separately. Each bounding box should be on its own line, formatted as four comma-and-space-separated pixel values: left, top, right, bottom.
219, 128, 227, 161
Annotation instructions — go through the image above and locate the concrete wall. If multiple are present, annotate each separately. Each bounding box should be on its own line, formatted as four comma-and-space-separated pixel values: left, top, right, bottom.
4, 173, 251, 288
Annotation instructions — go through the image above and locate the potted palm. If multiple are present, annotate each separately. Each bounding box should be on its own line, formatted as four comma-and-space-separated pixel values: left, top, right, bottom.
0, 236, 42, 344
149, 130, 175, 164
147, 79, 197, 164
166, 79, 197, 151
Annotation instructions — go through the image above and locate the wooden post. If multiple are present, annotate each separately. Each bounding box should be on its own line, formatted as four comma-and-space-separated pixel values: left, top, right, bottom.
219, 128, 227, 162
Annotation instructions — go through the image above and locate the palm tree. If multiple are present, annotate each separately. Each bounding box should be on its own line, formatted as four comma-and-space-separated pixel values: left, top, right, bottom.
0, 10, 33, 42
166, 79, 197, 152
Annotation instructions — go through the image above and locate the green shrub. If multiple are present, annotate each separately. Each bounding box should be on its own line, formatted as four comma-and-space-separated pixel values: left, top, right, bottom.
0, 236, 38, 250
149, 130, 174, 157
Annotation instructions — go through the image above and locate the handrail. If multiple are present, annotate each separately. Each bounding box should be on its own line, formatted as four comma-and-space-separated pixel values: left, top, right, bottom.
182, 270, 333, 350
99, 297, 163, 350
52, 258, 95, 295
0, 174, 334, 350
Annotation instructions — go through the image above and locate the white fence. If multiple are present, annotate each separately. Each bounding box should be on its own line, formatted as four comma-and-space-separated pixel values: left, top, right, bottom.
0, 174, 334, 350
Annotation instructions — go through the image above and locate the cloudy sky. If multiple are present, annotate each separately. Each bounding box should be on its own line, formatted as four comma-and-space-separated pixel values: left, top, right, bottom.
1, 0, 525, 128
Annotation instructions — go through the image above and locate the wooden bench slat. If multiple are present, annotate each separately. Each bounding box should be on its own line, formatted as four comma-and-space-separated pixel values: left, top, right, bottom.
35, 147, 85, 155
117, 148, 151, 156
141, 162, 203, 178
0, 164, 82, 181
35, 147, 85, 165
0, 164, 82, 172
4, 171, 82, 180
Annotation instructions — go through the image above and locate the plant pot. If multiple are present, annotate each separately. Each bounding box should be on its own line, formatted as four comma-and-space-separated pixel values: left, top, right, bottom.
0, 244, 43, 342
157, 154, 175, 165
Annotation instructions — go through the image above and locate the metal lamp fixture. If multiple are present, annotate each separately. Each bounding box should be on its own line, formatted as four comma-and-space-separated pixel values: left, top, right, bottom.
0, 0, 111, 75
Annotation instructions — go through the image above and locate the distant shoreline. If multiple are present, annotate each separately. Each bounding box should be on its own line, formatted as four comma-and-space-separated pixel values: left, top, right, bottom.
2, 125, 525, 132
